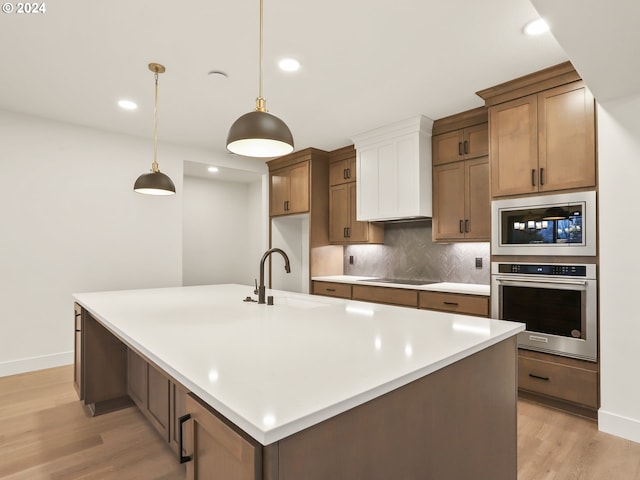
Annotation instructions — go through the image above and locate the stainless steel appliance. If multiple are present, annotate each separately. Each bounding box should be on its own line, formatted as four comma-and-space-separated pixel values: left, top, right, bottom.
491, 262, 597, 361
491, 191, 596, 256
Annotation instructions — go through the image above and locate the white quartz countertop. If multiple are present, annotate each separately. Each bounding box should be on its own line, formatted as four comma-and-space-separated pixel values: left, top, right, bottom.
312, 275, 491, 296
73, 284, 521, 445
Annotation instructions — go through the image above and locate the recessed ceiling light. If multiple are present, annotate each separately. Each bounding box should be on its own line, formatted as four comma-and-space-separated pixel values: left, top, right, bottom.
117, 99, 138, 111
523, 18, 550, 36
208, 166, 219, 173
278, 58, 300, 72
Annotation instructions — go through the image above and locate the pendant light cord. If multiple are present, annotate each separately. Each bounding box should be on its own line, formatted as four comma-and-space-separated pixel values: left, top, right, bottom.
256, 0, 266, 112
152, 70, 160, 172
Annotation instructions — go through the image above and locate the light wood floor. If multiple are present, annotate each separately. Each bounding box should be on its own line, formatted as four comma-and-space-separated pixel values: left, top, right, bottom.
2, 366, 640, 479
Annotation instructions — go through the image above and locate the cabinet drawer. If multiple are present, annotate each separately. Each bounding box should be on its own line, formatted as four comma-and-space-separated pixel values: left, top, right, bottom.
352, 285, 418, 308
312, 281, 352, 299
518, 355, 598, 408
419, 291, 489, 317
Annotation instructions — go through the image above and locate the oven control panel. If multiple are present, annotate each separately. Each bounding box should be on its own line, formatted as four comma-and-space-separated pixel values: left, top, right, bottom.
497, 263, 587, 276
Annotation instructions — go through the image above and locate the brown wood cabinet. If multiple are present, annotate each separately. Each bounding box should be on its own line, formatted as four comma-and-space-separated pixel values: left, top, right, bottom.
432, 123, 488, 165
185, 394, 261, 480
312, 280, 352, 299
431, 108, 490, 242
270, 161, 309, 216
419, 291, 489, 317
328, 146, 383, 244
73, 303, 83, 399
479, 69, 596, 197
127, 349, 171, 442
352, 285, 418, 307
518, 349, 599, 417
432, 156, 490, 241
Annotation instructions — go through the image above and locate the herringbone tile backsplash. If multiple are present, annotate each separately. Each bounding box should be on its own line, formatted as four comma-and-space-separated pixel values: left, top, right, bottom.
343, 220, 490, 284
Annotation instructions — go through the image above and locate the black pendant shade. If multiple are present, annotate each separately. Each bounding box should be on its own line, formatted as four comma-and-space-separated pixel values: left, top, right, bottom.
133, 170, 176, 196
134, 62, 176, 196
226, 0, 294, 158
227, 110, 294, 158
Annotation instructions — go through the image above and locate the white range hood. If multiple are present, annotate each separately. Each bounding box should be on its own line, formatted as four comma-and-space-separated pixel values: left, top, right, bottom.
352, 115, 433, 222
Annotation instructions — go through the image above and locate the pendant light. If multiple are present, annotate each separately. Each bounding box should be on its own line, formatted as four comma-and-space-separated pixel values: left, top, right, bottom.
226, 0, 294, 158
134, 63, 176, 195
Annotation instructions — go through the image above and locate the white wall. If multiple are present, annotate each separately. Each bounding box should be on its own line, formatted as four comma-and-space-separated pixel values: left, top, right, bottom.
0, 110, 271, 377
597, 97, 640, 443
182, 176, 266, 286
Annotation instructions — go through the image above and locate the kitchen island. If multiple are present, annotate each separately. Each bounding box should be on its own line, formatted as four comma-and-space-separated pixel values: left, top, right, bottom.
73, 284, 523, 479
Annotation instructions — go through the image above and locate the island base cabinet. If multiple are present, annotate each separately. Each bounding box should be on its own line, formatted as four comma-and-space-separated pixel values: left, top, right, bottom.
271, 337, 517, 480
185, 394, 262, 480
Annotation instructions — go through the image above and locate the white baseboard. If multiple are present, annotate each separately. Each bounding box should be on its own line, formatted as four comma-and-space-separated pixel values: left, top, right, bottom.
599, 409, 640, 444
0, 351, 73, 378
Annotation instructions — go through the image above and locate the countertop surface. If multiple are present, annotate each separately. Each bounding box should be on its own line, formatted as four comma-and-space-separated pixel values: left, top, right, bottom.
312, 275, 491, 296
74, 284, 521, 445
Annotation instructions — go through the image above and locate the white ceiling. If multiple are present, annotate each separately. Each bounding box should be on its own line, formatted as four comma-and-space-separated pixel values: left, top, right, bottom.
0, 0, 572, 166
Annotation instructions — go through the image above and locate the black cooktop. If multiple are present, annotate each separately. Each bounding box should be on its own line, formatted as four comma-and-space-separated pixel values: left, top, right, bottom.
360, 278, 438, 286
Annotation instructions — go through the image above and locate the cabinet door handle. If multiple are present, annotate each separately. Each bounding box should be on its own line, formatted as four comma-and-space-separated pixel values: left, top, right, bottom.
347, 168, 351, 179
284, 200, 289, 211
343, 168, 348, 179
459, 220, 464, 234
458, 142, 463, 156
464, 219, 469, 233
443, 301, 459, 306
529, 373, 550, 381
531, 169, 536, 187
463, 140, 469, 155
346, 227, 351, 238
178, 414, 193, 464
539, 168, 545, 186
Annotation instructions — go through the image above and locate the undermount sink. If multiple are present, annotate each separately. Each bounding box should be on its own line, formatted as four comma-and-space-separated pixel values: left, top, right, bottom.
274, 296, 327, 309
359, 278, 438, 286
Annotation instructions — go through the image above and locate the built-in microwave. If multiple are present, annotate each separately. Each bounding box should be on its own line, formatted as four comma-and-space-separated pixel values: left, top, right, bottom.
491, 191, 596, 256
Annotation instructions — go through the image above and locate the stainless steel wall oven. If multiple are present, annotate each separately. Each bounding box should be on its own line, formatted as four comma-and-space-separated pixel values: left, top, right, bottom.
491, 262, 597, 361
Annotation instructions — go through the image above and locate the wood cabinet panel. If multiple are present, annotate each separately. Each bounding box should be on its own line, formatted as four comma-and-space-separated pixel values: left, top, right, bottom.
185, 394, 261, 480
312, 281, 352, 299
329, 148, 383, 245
432, 157, 489, 242
489, 79, 595, 198
419, 291, 489, 317
464, 123, 489, 159
537, 82, 596, 192
432, 129, 464, 165
490, 95, 538, 197
170, 381, 189, 455
270, 161, 309, 216
432, 161, 466, 240
432, 123, 487, 166
147, 363, 170, 441
518, 353, 598, 408
329, 156, 356, 186
464, 157, 491, 240
127, 349, 147, 409
352, 285, 418, 307
73, 304, 83, 399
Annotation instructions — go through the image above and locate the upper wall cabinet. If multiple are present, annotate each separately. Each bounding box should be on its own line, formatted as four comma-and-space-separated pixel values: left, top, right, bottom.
328, 146, 383, 244
270, 161, 310, 216
431, 107, 490, 242
477, 62, 596, 198
352, 115, 433, 221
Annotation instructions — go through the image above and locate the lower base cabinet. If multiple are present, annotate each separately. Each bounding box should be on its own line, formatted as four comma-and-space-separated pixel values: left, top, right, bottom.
517, 349, 599, 418
127, 348, 188, 451
184, 394, 261, 480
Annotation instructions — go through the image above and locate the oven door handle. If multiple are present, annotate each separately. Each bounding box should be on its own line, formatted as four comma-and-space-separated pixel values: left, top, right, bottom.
494, 278, 588, 287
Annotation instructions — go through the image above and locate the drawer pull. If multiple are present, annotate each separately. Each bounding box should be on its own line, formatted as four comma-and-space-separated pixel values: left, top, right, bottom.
326, 288, 336, 292
529, 373, 550, 381
443, 301, 459, 306
178, 414, 193, 464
